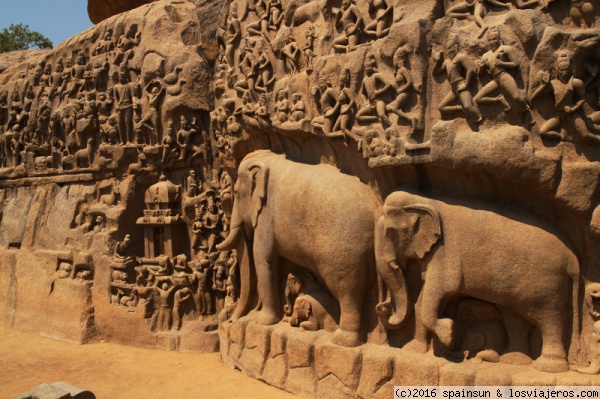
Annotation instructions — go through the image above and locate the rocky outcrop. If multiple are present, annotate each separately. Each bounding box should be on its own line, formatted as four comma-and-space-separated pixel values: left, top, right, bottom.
88, 0, 157, 24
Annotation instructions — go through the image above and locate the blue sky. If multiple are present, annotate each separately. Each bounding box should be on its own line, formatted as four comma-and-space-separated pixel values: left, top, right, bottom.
0, 0, 94, 48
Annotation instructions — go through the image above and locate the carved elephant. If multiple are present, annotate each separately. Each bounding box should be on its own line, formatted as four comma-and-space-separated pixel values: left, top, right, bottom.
217, 150, 380, 346
290, 294, 339, 332
375, 191, 580, 373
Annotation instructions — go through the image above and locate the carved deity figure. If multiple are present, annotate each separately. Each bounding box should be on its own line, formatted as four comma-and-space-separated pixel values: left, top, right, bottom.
247, 0, 270, 39
529, 54, 599, 143
274, 89, 290, 123
332, 68, 356, 142
290, 93, 306, 122
432, 38, 482, 123
333, 0, 364, 53
365, 0, 393, 39
446, 0, 486, 30
474, 28, 529, 116
282, 35, 301, 75
234, 42, 259, 101
114, 25, 140, 65
386, 46, 419, 132
225, 5, 241, 69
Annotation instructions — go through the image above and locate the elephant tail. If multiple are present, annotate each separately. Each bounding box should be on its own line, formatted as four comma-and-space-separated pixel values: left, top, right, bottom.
568, 254, 581, 364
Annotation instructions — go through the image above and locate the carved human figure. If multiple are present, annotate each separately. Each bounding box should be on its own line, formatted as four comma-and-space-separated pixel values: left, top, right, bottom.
529, 54, 599, 143
101, 115, 120, 145
176, 116, 202, 160
446, 0, 486, 29
247, 0, 270, 39
303, 26, 317, 72
290, 93, 306, 122
274, 89, 290, 123
268, 0, 284, 31
282, 35, 301, 76
386, 46, 419, 132
187, 170, 200, 197
432, 38, 482, 123
225, 5, 241, 69
139, 81, 165, 144
112, 71, 138, 144
161, 122, 178, 163
332, 0, 364, 53
172, 287, 192, 330
365, 0, 393, 39
332, 68, 356, 142
255, 47, 275, 93
234, 42, 259, 101
115, 234, 134, 260
114, 25, 140, 65
311, 79, 339, 135
192, 253, 212, 316
356, 54, 393, 127
64, 52, 87, 100
474, 28, 529, 116
94, 28, 114, 56
212, 264, 227, 313
155, 278, 176, 331
92, 59, 110, 92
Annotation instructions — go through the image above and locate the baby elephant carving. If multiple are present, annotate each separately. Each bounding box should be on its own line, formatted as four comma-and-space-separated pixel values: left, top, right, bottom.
291, 294, 339, 332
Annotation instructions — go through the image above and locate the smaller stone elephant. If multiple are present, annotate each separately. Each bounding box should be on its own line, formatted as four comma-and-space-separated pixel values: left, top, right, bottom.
291, 294, 339, 332
284, 270, 340, 332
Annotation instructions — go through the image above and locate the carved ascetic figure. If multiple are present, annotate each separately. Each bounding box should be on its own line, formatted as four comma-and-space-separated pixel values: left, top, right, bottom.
432, 37, 482, 123
113, 71, 138, 144
375, 191, 580, 373
332, 0, 364, 53
217, 150, 380, 347
115, 234, 134, 260
529, 54, 600, 143
474, 27, 529, 116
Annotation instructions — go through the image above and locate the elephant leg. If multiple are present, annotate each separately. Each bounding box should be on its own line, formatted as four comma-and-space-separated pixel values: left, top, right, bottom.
331, 290, 363, 347
499, 308, 533, 365
533, 318, 569, 373
254, 236, 280, 325
420, 282, 453, 348
404, 291, 430, 353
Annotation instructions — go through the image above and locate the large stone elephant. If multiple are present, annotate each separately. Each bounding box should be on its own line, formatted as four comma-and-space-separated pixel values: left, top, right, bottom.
374, 191, 580, 373
217, 150, 380, 346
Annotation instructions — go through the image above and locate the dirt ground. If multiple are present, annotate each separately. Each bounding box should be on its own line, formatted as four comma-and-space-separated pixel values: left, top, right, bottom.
0, 326, 306, 399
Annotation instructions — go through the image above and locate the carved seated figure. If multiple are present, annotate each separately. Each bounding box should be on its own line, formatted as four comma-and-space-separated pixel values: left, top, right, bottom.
114, 234, 134, 262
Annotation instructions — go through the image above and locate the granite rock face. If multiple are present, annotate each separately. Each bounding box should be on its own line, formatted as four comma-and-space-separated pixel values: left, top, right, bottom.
2, 0, 600, 395
88, 0, 157, 24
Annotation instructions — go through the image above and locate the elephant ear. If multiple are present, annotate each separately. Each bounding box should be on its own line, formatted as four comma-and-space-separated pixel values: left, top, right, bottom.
404, 204, 442, 259
248, 163, 269, 229
298, 297, 312, 319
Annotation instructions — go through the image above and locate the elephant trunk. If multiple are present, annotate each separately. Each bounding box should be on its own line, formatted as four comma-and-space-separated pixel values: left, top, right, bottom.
375, 217, 410, 330
216, 199, 244, 252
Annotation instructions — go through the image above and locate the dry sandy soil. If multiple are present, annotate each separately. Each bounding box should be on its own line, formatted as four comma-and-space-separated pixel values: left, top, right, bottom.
0, 326, 306, 399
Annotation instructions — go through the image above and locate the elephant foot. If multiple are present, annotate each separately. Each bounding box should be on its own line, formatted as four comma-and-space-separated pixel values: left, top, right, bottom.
434, 318, 454, 348
256, 311, 279, 326
571, 361, 600, 375
403, 339, 429, 354
331, 329, 361, 347
533, 354, 569, 373
500, 351, 532, 366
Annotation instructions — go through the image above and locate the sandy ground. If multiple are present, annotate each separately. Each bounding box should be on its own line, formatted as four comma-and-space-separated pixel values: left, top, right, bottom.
0, 326, 306, 399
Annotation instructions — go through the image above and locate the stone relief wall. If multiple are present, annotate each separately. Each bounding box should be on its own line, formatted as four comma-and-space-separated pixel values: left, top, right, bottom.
1, 0, 600, 396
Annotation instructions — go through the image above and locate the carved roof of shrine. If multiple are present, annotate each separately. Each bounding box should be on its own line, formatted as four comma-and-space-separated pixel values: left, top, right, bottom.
144, 174, 181, 205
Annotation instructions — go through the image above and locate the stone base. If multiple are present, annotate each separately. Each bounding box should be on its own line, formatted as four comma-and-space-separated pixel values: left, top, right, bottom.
220, 317, 600, 399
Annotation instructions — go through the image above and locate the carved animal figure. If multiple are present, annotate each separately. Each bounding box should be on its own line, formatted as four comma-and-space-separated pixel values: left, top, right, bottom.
375, 191, 580, 373
62, 138, 94, 169
217, 150, 380, 347
100, 184, 120, 206
291, 294, 339, 332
